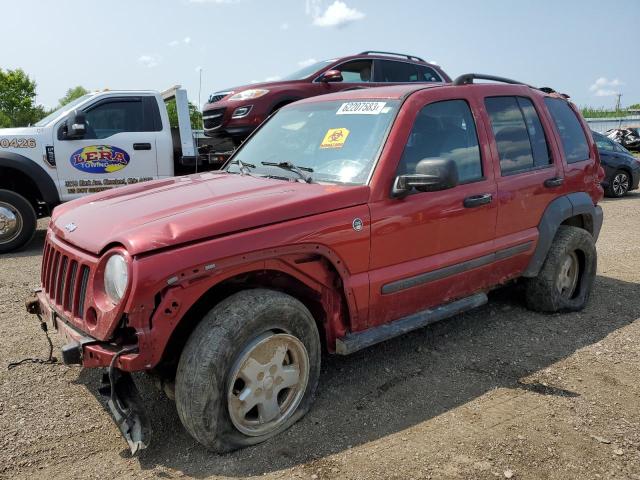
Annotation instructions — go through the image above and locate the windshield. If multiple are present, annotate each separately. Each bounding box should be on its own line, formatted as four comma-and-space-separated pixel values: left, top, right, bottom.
226, 99, 400, 185
280, 59, 335, 80
34, 94, 92, 127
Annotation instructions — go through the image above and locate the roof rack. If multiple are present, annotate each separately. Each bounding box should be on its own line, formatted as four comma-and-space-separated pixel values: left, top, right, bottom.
453, 73, 531, 87
359, 50, 425, 62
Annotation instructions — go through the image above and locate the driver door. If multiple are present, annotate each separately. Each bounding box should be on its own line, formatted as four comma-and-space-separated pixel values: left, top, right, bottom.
367, 94, 498, 328
53, 96, 160, 201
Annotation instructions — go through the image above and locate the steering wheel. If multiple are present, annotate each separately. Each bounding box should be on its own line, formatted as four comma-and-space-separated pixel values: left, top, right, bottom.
317, 158, 366, 181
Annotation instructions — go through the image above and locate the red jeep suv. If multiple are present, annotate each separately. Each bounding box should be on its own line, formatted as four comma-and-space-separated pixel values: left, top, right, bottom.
202, 51, 450, 145
29, 74, 603, 455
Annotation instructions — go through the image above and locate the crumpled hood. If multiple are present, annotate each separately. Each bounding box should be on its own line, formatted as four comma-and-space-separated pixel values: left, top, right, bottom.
51, 172, 369, 255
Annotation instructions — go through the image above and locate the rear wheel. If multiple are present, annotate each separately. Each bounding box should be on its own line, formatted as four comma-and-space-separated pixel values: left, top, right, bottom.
0, 189, 37, 253
605, 170, 630, 197
525, 226, 596, 312
175, 289, 321, 452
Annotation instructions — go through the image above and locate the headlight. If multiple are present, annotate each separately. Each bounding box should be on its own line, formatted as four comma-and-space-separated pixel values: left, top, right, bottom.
228, 89, 269, 101
104, 254, 128, 303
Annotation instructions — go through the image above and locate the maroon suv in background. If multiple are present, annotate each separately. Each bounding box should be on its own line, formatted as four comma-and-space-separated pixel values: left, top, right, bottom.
202, 51, 451, 145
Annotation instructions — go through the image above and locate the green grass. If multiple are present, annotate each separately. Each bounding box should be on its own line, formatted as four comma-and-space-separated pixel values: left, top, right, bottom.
581, 107, 629, 119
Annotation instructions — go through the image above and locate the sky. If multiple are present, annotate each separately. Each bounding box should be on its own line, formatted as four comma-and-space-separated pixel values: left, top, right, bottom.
2, 0, 638, 110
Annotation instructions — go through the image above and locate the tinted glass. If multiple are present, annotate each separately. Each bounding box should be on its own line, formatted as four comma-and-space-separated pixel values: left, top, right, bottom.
518, 97, 551, 167
377, 60, 419, 82
544, 98, 590, 163
336, 60, 372, 82
416, 65, 442, 82
34, 94, 92, 127
593, 132, 614, 151
485, 97, 535, 174
85, 100, 145, 139
227, 100, 399, 185
397, 99, 483, 183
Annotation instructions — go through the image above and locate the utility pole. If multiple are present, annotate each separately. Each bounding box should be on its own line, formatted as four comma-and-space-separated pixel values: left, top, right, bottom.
615, 93, 622, 112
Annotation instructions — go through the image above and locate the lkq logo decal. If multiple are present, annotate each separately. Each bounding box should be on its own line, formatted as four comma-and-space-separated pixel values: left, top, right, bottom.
352, 217, 363, 232
70, 145, 130, 174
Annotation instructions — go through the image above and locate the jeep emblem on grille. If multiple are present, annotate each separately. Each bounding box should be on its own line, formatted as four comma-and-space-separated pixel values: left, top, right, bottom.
64, 222, 77, 233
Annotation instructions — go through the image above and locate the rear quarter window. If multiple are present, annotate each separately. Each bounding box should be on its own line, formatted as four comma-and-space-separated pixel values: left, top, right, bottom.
544, 98, 590, 163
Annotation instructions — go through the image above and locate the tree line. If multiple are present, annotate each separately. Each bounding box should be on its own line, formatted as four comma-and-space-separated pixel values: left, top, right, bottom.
0, 68, 202, 129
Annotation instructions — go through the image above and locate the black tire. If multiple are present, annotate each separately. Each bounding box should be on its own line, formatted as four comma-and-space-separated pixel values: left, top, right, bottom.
525, 226, 597, 313
605, 170, 630, 198
175, 288, 321, 452
0, 189, 37, 253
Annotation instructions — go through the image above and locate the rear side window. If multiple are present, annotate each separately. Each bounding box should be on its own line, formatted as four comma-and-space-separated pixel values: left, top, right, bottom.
396, 99, 483, 183
485, 96, 551, 175
544, 98, 590, 163
376, 60, 442, 83
593, 133, 614, 151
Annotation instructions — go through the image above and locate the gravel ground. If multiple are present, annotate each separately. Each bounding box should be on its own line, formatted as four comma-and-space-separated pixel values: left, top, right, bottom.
1, 194, 639, 480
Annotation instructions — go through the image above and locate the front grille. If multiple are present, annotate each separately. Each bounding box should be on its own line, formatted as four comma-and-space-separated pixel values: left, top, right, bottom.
208, 94, 227, 104
41, 237, 93, 321
202, 107, 225, 131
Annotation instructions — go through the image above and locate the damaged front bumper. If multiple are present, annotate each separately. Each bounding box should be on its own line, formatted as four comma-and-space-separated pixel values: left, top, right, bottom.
26, 290, 151, 454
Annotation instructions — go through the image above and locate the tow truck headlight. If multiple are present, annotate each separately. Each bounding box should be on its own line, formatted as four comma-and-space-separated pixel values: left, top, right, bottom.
228, 89, 269, 101
104, 254, 128, 303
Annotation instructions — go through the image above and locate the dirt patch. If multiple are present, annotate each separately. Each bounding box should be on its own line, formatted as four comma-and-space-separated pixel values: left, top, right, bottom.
1, 195, 640, 480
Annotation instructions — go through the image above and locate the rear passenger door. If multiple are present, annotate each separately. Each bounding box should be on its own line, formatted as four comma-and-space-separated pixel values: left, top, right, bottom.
368, 95, 497, 327
483, 95, 563, 261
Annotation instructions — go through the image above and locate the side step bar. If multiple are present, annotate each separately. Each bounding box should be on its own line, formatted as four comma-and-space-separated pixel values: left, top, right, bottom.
335, 293, 488, 355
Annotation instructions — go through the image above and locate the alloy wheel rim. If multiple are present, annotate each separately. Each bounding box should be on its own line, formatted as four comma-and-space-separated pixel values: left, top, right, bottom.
557, 251, 579, 299
227, 332, 309, 437
0, 202, 22, 244
612, 173, 629, 196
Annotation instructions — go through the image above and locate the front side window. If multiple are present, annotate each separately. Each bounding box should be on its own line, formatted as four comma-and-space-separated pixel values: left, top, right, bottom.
544, 98, 590, 163
226, 99, 399, 185
335, 60, 372, 83
396, 99, 483, 183
84, 99, 145, 139
485, 96, 551, 175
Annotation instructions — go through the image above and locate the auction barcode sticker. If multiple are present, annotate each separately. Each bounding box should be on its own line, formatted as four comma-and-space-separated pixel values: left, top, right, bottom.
336, 101, 387, 115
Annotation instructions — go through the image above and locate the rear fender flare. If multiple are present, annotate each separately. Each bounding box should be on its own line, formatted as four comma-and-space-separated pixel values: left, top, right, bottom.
523, 192, 602, 277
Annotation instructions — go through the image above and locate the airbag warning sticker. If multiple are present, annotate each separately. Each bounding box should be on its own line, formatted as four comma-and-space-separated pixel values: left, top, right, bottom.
336, 101, 386, 115
320, 128, 350, 149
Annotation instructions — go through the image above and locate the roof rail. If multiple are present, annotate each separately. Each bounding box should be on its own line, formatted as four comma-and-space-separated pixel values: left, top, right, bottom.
453, 73, 530, 87
359, 50, 425, 62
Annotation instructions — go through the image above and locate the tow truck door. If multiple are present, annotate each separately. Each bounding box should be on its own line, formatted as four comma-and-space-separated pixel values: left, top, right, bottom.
53, 95, 162, 201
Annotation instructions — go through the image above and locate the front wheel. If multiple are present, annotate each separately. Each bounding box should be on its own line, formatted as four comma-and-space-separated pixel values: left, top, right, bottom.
175, 289, 321, 452
0, 189, 37, 253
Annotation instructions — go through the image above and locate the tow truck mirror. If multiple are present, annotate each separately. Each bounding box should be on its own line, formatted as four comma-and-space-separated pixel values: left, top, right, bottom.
321, 69, 343, 82
63, 110, 87, 140
392, 158, 459, 197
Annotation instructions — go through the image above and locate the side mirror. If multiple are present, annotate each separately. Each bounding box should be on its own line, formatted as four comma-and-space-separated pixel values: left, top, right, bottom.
63, 110, 86, 139
321, 69, 343, 83
392, 158, 459, 197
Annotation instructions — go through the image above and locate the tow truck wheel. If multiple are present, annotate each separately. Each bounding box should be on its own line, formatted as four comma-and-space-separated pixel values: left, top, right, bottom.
0, 189, 37, 253
175, 288, 321, 452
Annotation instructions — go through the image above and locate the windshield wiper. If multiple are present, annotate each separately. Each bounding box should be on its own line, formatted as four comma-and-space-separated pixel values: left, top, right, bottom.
261, 161, 314, 183
228, 159, 256, 176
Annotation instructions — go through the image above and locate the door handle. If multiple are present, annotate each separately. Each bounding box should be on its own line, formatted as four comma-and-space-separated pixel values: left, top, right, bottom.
463, 193, 492, 208
544, 177, 564, 188
133, 143, 152, 150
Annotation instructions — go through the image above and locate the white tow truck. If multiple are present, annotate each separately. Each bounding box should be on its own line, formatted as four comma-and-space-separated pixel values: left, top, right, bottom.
0, 86, 231, 253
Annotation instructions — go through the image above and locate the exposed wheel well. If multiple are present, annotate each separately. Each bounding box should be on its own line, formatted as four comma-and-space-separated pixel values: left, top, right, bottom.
561, 214, 593, 235
0, 166, 49, 216
155, 269, 338, 379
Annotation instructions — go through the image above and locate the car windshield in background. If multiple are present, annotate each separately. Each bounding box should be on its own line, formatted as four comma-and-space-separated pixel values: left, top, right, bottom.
227, 99, 400, 185
280, 60, 335, 80
34, 94, 92, 127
